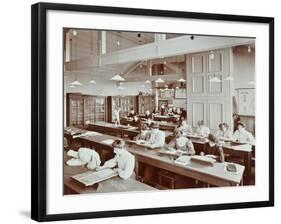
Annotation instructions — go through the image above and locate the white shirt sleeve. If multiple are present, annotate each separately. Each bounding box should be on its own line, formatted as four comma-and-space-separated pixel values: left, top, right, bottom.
118, 154, 135, 180
102, 157, 117, 169
150, 131, 165, 148
232, 130, 239, 142
247, 132, 255, 145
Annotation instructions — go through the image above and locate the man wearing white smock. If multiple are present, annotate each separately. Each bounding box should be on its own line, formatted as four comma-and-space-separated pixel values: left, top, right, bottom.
196, 120, 210, 137
232, 122, 255, 144
97, 139, 135, 179
147, 123, 165, 148
113, 107, 120, 126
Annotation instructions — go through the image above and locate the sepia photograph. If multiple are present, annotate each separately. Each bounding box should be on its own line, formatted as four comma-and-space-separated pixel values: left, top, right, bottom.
63, 29, 256, 194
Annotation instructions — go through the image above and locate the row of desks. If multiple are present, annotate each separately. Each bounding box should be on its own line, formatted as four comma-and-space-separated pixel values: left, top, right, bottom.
88, 121, 174, 140
120, 118, 177, 133
64, 127, 245, 188
64, 151, 156, 194
65, 123, 253, 184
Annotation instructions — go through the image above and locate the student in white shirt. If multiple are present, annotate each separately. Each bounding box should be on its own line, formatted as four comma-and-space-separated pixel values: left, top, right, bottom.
168, 130, 195, 155
215, 122, 232, 141
178, 119, 193, 136
147, 123, 165, 148
232, 122, 255, 144
97, 139, 135, 179
134, 124, 151, 141
196, 120, 210, 137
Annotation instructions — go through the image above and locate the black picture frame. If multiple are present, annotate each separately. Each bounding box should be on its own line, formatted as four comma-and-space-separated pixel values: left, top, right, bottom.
31, 2, 274, 222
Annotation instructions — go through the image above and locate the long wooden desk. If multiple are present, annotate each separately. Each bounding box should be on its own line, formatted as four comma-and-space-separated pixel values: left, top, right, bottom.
152, 115, 179, 123
64, 152, 155, 194
65, 129, 244, 188
186, 135, 253, 185
64, 127, 252, 185
88, 122, 139, 139
89, 121, 174, 141
121, 118, 177, 133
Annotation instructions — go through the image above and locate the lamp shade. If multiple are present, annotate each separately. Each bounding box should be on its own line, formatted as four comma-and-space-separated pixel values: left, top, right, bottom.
178, 78, 186, 82
70, 80, 82, 86
155, 78, 164, 83
111, 74, 125, 81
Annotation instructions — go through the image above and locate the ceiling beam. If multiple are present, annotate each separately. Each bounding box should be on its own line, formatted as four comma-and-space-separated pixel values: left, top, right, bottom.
65, 35, 254, 71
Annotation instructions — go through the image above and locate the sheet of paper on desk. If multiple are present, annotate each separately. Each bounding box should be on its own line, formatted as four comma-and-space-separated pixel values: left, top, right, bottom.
190, 155, 216, 166
175, 156, 191, 166
71, 169, 118, 186
67, 149, 78, 158
83, 131, 102, 137
101, 139, 115, 145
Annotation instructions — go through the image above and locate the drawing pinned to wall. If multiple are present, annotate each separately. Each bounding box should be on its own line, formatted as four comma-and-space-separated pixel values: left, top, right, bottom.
237, 88, 255, 115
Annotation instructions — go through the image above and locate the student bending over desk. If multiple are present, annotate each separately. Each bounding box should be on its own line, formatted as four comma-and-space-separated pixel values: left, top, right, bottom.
167, 130, 195, 155
147, 123, 165, 148
196, 120, 210, 137
134, 124, 151, 141
97, 139, 135, 180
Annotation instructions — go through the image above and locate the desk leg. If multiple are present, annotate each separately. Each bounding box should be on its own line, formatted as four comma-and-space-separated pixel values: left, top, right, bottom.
244, 152, 251, 185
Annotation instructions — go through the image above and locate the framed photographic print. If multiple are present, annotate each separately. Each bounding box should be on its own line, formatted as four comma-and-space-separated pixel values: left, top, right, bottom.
31, 2, 274, 222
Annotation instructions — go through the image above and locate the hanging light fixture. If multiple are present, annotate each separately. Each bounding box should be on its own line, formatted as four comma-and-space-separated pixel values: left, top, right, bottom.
177, 78, 186, 82
111, 73, 125, 81
209, 74, 222, 83
70, 34, 82, 87
155, 78, 164, 83
89, 79, 96, 84
247, 45, 251, 53
110, 35, 125, 82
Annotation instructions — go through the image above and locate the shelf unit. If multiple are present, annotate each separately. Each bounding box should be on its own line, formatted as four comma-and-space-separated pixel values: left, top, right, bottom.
107, 96, 136, 122
137, 95, 155, 114
66, 93, 107, 127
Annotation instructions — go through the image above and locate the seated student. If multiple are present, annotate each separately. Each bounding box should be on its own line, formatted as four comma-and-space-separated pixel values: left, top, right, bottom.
179, 109, 187, 122
144, 110, 152, 119
131, 115, 141, 128
147, 123, 165, 148
96, 139, 135, 179
196, 120, 210, 137
160, 104, 167, 115
178, 119, 193, 136
176, 107, 182, 115
205, 134, 225, 162
232, 122, 255, 144
134, 124, 151, 141
128, 107, 137, 118
171, 106, 177, 114
215, 122, 232, 141
167, 130, 195, 155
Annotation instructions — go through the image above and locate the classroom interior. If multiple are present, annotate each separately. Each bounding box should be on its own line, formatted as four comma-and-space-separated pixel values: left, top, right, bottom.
63, 28, 256, 194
